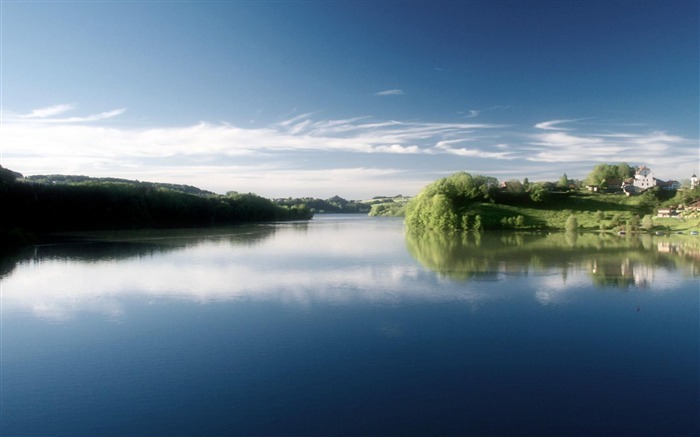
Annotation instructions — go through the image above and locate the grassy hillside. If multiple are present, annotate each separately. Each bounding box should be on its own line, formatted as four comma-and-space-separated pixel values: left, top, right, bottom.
472, 192, 650, 230
432, 193, 700, 232
404, 172, 700, 232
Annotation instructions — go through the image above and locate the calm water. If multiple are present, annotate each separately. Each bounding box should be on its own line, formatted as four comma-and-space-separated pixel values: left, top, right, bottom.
1, 215, 698, 436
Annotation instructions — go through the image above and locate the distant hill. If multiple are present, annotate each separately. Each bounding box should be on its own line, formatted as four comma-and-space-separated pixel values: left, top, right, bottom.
24, 174, 215, 197
273, 195, 371, 214
0, 166, 312, 250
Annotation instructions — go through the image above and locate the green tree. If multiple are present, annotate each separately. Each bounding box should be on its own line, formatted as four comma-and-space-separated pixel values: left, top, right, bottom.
641, 214, 654, 230
565, 215, 578, 233
558, 173, 569, 189
405, 172, 498, 230
611, 213, 623, 227
585, 163, 633, 186
627, 215, 640, 231
430, 194, 458, 229
529, 184, 550, 202
515, 215, 525, 228
504, 179, 524, 193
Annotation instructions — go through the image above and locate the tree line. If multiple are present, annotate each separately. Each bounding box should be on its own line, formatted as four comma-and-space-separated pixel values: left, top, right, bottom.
0, 166, 312, 248
273, 195, 371, 214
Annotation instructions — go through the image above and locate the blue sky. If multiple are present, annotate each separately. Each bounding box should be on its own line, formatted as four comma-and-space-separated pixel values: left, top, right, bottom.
1, 0, 698, 198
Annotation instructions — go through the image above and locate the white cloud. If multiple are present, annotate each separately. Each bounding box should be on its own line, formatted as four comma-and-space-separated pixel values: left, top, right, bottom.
375, 89, 405, 96
12, 107, 126, 123
465, 110, 480, 118
373, 144, 421, 154
527, 123, 697, 172
534, 119, 576, 130
532, 132, 603, 148
1, 104, 696, 197
19, 103, 75, 118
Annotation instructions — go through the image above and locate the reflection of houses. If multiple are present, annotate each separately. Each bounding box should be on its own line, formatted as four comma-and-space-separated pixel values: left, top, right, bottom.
633, 264, 654, 289
621, 165, 681, 195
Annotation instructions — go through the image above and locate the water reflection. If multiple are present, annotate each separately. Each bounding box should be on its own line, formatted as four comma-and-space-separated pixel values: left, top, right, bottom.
1, 218, 698, 320
406, 230, 700, 286
1, 218, 432, 320
0, 225, 285, 279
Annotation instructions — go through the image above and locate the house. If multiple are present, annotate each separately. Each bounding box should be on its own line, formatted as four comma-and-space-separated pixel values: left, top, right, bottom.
657, 179, 681, 190
621, 165, 682, 194
691, 173, 699, 189
634, 165, 655, 191
657, 208, 677, 218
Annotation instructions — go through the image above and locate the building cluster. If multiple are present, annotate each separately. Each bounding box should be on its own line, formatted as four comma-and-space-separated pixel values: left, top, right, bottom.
585, 165, 699, 196
586, 165, 697, 194
620, 165, 686, 195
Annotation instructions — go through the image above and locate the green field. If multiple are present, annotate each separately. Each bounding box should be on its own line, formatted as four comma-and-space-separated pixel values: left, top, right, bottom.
409, 187, 700, 232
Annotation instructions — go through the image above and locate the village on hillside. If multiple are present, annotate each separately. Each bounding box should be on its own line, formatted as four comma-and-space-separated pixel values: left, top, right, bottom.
587, 165, 698, 194
586, 165, 700, 219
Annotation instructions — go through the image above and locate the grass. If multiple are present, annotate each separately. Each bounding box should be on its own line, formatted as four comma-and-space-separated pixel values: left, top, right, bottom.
468, 192, 700, 232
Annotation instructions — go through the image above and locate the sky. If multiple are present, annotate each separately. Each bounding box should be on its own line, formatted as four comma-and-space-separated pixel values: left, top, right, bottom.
1, 0, 698, 199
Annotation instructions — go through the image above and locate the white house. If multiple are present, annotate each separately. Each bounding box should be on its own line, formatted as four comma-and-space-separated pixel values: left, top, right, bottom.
622, 165, 682, 194
634, 165, 655, 190
691, 173, 699, 189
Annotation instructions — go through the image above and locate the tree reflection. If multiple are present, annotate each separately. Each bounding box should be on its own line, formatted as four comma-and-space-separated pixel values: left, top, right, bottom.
406, 230, 700, 288
0, 225, 281, 280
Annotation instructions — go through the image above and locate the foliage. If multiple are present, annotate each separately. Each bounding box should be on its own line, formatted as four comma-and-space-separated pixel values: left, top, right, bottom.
585, 163, 634, 186
528, 183, 551, 202
662, 185, 700, 207
405, 160, 695, 232
558, 173, 570, 189
405, 172, 499, 230
369, 202, 407, 217
0, 166, 22, 187
565, 215, 578, 232
0, 168, 313, 240
367, 195, 411, 217
25, 173, 215, 196
274, 195, 371, 214
626, 215, 640, 231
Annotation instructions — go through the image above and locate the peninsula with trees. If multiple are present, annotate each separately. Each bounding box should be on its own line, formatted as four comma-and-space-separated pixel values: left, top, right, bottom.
404, 163, 700, 233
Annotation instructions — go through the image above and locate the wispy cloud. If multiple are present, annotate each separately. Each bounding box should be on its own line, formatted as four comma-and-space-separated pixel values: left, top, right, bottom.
1, 104, 510, 196
528, 122, 697, 169
2, 104, 696, 197
534, 119, 576, 131
433, 139, 514, 159
19, 104, 75, 118
375, 89, 404, 96
11, 107, 126, 123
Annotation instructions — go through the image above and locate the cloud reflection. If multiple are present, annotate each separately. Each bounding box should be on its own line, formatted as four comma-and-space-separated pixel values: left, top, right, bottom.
1, 221, 697, 321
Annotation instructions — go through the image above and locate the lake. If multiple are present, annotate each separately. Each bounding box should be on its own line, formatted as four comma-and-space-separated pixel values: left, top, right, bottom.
1, 215, 698, 436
